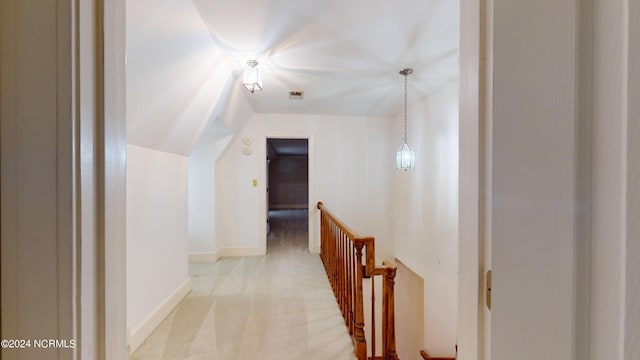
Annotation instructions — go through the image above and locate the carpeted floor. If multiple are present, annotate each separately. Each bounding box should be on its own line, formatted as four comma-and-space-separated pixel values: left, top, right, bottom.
130, 209, 357, 360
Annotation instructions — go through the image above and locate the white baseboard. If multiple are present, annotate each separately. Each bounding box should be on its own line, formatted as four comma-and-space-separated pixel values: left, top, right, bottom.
188, 247, 264, 262
126, 323, 131, 354
219, 247, 264, 257
189, 251, 221, 263
310, 243, 321, 254
129, 278, 191, 354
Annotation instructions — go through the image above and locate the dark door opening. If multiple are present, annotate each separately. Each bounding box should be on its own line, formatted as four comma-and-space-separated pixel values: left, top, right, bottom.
266, 138, 309, 253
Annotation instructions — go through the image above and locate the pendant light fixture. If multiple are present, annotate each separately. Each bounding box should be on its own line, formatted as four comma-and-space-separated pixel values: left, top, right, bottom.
396, 68, 415, 171
243, 59, 262, 93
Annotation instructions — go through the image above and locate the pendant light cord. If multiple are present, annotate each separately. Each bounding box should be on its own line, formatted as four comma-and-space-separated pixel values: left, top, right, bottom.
400, 68, 412, 142
403, 71, 408, 143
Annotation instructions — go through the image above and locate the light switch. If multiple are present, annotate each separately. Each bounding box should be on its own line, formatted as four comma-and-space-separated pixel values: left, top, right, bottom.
252, 179, 257, 187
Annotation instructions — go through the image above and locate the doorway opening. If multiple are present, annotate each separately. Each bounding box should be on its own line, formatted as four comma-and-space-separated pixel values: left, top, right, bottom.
266, 138, 309, 253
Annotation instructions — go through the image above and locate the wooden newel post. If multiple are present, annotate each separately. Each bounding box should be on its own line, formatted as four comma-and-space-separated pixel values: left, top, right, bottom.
353, 241, 368, 360
383, 266, 398, 360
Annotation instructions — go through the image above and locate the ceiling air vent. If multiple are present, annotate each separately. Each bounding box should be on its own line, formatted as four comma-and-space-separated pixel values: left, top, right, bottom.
289, 91, 304, 100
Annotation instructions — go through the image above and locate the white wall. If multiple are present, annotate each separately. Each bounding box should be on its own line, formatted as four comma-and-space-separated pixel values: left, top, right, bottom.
391, 81, 459, 357
188, 141, 220, 257
126, 144, 190, 339
188, 83, 255, 258
215, 113, 394, 257
394, 260, 425, 360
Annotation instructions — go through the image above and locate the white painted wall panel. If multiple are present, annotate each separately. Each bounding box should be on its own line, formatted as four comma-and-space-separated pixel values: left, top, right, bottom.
126, 145, 189, 331
392, 81, 459, 357
215, 113, 393, 257
188, 83, 255, 257
188, 142, 219, 255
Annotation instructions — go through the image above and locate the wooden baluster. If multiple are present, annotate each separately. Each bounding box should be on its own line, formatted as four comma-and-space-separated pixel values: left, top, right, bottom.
332, 224, 337, 292
328, 221, 332, 283
343, 232, 348, 318
319, 212, 322, 259
341, 233, 347, 321
317, 203, 399, 360
381, 269, 387, 358
319, 211, 324, 264
336, 232, 345, 318
353, 241, 367, 360
345, 235, 350, 322
328, 221, 332, 285
336, 229, 340, 298
347, 243, 354, 335
338, 232, 345, 317
371, 270, 376, 359
323, 213, 328, 267
335, 228, 340, 297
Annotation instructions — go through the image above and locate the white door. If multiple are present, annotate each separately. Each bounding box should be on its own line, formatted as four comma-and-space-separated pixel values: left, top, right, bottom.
488, 1, 579, 359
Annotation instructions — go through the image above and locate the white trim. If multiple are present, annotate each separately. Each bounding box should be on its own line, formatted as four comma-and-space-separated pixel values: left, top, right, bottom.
219, 247, 265, 257
103, 0, 128, 357
458, 0, 483, 359
310, 243, 321, 254
260, 133, 316, 254
129, 278, 192, 354
189, 247, 265, 261
126, 324, 131, 352
188, 251, 221, 263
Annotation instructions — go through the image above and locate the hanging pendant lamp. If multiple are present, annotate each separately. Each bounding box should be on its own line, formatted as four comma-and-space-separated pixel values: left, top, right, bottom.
243, 59, 262, 93
396, 68, 415, 171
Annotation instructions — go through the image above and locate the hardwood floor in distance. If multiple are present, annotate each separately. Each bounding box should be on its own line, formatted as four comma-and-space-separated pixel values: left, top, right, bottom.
130, 209, 356, 360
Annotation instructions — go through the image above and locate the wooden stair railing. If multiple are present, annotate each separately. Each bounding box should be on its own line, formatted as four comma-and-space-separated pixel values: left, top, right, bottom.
317, 201, 398, 360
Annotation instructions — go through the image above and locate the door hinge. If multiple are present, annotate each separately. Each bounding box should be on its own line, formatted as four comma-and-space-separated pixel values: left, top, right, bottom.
486, 270, 492, 310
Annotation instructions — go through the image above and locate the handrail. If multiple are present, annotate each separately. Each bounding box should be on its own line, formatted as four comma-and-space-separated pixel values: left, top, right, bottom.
317, 201, 398, 360
316, 202, 375, 277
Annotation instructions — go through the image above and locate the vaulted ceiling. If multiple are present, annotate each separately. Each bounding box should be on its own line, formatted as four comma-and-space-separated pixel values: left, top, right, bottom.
126, 0, 459, 155
194, 0, 460, 117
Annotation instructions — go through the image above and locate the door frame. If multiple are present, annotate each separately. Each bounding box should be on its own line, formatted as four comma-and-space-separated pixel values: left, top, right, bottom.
458, 0, 486, 359
100, 1, 487, 359
258, 133, 316, 254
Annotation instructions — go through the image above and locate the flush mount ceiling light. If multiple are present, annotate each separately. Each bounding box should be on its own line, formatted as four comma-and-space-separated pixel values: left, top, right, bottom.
396, 68, 415, 171
243, 59, 262, 93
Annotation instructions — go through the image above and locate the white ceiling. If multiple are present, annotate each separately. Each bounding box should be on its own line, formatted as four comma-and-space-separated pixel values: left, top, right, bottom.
193, 0, 460, 117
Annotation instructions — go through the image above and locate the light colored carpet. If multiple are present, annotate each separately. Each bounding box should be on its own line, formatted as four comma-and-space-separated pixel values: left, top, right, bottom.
130, 209, 357, 360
